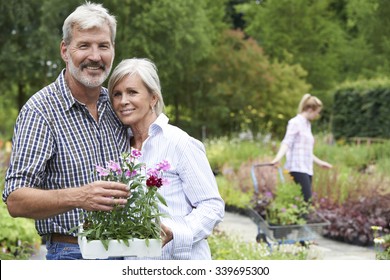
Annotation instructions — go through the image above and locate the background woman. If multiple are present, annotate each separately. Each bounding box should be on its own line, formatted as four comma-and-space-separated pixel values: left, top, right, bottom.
271, 93, 333, 202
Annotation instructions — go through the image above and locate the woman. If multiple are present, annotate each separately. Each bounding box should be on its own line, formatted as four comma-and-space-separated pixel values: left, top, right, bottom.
108, 58, 225, 260
271, 93, 332, 202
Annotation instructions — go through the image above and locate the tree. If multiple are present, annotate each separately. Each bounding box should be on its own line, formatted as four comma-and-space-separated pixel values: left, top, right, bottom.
196, 30, 310, 138
236, 0, 350, 91
107, 0, 228, 129
0, 0, 76, 139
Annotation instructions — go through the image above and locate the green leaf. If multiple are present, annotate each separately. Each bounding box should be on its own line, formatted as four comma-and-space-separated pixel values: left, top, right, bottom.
156, 192, 167, 206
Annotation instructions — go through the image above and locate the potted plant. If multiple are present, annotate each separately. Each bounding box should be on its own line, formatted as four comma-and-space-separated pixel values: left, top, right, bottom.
72, 149, 170, 259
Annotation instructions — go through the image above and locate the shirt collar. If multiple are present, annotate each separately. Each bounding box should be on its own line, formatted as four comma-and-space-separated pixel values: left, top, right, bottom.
148, 113, 169, 137
297, 113, 310, 127
56, 69, 109, 112
128, 113, 169, 138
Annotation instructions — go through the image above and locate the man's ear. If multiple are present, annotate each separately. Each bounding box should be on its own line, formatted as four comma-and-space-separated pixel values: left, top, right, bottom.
60, 41, 68, 62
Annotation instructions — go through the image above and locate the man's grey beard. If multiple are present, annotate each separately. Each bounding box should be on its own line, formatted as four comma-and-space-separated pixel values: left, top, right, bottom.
67, 55, 112, 88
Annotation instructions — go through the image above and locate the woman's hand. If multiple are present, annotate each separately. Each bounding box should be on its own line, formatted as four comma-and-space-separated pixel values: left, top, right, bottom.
160, 223, 173, 247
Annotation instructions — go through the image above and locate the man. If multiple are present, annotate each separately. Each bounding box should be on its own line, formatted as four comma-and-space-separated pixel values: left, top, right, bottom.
2, 2, 129, 260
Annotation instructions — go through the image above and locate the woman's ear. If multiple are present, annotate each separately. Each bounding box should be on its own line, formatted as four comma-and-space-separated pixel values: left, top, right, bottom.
152, 94, 158, 108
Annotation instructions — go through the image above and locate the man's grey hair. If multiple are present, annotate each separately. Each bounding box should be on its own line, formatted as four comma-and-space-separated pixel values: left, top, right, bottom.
62, 1, 117, 45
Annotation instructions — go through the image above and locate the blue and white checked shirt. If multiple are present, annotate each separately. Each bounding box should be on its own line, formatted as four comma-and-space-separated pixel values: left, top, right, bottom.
3, 69, 129, 236
126, 113, 225, 260
282, 114, 315, 175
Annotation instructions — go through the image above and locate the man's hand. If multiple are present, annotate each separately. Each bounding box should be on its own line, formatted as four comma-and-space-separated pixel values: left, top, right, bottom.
80, 181, 130, 211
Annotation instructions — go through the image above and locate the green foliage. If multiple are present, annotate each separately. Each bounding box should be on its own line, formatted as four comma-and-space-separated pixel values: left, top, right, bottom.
0, 0, 67, 111
332, 79, 390, 139
372, 226, 390, 260
205, 137, 269, 172
0, 241, 38, 260
209, 230, 309, 260
4, 0, 390, 145
237, 0, 349, 91
0, 204, 41, 260
0, 101, 18, 141
375, 233, 390, 260
216, 175, 252, 209
108, 0, 227, 133
0, 175, 41, 259
197, 29, 310, 138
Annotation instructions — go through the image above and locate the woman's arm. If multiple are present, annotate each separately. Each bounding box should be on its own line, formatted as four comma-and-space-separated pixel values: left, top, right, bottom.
313, 155, 333, 169
271, 143, 288, 165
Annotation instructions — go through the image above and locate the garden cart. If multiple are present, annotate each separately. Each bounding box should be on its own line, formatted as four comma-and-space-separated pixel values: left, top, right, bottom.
247, 163, 330, 246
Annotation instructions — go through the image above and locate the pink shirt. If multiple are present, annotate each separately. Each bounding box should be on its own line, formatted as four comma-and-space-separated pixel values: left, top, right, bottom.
282, 114, 315, 175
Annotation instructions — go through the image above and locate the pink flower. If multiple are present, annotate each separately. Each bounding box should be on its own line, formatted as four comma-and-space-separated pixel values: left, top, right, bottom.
161, 178, 170, 186
107, 160, 122, 175
95, 152, 170, 190
125, 170, 137, 178
96, 165, 109, 176
147, 168, 158, 177
265, 192, 273, 198
156, 160, 171, 172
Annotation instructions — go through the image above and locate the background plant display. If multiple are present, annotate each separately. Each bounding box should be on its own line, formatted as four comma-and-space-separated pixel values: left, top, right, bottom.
75, 150, 170, 250
253, 180, 313, 226
206, 136, 390, 251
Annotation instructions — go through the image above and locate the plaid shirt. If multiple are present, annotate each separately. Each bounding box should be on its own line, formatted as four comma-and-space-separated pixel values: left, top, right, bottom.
282, 114, 315, 175
3, 69, 129, 236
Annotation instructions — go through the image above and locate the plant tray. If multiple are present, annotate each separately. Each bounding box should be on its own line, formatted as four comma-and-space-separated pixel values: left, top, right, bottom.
78, 236, 162, 259
246, 208, 330, 242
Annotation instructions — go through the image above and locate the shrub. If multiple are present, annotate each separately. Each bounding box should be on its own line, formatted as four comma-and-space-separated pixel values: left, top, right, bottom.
0, 202, 41, 259
216, 175, 253, 212
0, 158, 41, 259
315, 191, 390, 246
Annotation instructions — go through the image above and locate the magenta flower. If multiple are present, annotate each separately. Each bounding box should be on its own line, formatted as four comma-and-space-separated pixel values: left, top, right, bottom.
146, 175, 163, 188
131, 148, 142, 158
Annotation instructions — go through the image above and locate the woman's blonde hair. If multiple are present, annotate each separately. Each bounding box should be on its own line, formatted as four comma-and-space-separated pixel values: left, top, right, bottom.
298, 93, 323, 113
108, 58, 165, 115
